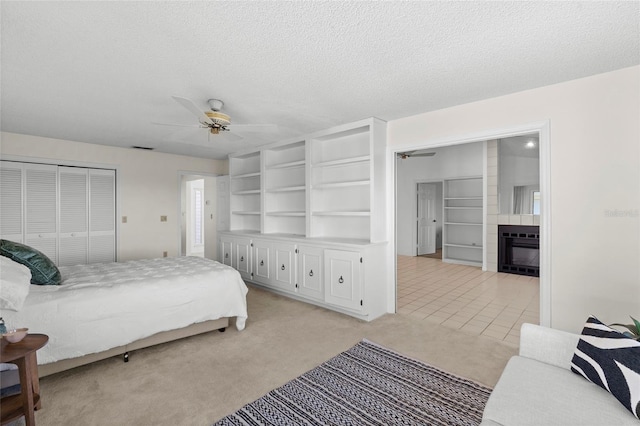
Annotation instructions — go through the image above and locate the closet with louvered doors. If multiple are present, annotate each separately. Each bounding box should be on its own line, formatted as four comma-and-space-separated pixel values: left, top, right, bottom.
0, 161, 116, 266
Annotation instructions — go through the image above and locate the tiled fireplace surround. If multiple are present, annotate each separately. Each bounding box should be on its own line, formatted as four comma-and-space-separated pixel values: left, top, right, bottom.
486, 140, 540, 272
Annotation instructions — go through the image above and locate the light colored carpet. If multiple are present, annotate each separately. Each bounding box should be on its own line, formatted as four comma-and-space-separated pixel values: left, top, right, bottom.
35, 285, 517, 426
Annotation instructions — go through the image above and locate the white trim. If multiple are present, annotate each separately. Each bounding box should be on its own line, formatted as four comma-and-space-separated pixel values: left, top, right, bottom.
387, 120, 551, 327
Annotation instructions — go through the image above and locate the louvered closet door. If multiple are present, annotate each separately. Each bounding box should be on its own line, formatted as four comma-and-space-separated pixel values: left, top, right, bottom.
24, 164, 58, 263
0, 161, 24, 243
58, 167, 88, 266
89, 169, 116, 263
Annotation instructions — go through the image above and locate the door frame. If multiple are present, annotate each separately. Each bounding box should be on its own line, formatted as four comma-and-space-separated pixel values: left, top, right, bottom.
387, 120, 551, 327
414, 180, 443, 256
176, 170, 222, 259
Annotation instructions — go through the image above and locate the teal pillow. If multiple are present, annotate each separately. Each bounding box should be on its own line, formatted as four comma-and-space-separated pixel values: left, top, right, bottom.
0, 240, 61, 285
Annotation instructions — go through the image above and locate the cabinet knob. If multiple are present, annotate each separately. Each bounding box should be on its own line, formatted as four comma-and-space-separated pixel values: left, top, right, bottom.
240, 256, 244, 262
281, 264, 285, 270
338, 275, 344, 284
225, 253, 229, 258
260, 260, 264, 266
309, 269, 313, 277
71, 233, 76, 237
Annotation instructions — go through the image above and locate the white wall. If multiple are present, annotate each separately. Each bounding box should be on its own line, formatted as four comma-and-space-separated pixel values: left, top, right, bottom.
396, 142, 483, 255
0, 132, 228, 261
388, 66, 640, 332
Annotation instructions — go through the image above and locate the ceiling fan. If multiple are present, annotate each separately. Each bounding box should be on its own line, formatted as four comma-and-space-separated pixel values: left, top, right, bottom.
396, 150, 436, 159
154, 96, 278, 142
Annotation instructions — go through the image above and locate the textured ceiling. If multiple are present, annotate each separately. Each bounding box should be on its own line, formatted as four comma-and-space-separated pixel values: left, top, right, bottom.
1, 1, 638, 160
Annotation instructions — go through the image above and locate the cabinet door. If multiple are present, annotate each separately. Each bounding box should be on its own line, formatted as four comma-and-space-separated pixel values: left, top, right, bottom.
324, 249, 362, 311
297, 245, 323, 300
88, 169, 116, 264
272, 242, 296, 292
220, 238, 233, 266
234, 238, 251, 279
0, 161, 24, 243
58, 167, 88, 266
24, 163, 58, 263
252, 239, 271, 284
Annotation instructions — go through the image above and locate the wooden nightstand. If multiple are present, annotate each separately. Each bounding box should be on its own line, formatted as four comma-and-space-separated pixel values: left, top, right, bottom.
0, 334, 48, 426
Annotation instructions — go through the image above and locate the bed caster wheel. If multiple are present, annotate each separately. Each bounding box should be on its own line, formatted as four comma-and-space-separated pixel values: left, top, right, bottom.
124, 352, 129, 362
219, 328, 226, 333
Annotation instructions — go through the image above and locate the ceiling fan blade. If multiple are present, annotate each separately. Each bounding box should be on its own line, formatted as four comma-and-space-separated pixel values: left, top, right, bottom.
229, 124, 278, 133
152, 121, 203, 128
411, 152, 436, 157
171, 96, 213, 125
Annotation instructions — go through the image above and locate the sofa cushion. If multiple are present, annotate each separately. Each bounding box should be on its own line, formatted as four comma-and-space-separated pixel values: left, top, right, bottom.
482, 356, 638, 425
0, 239, 61, 285
570, 315, 640, 419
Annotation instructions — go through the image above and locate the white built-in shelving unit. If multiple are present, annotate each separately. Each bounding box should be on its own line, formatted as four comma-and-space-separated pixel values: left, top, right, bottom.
442, 176, 483, 267
222, 118, 388, 321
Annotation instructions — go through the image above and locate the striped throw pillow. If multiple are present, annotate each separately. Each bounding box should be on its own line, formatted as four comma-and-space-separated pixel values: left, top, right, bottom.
571, 316, 640, 419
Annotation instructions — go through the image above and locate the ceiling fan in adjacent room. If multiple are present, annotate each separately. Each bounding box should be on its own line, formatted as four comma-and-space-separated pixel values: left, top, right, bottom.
396, 150, 436, 159
154, 96, 278, 142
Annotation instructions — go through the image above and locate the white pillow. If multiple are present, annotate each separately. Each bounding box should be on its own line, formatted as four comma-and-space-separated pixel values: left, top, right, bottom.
0, 256, 32, 311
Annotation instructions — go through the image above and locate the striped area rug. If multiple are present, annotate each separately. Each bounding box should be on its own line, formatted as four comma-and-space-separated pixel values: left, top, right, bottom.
214, 339, 492, 425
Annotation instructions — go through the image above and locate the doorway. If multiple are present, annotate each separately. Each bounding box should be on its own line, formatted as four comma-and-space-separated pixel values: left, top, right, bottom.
390, 121, 551, 329
179, 173, 220, 260
416, 182, 442, 258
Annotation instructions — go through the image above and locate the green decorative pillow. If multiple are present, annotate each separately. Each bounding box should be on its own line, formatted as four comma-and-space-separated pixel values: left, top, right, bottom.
0, 240, 61, 285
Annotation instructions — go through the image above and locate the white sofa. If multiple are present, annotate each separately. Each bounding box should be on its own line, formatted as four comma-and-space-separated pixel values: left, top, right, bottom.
481, 323, 638, 426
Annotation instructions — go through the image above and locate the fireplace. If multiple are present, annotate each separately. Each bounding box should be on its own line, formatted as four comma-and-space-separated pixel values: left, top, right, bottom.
498, 225, 539, 277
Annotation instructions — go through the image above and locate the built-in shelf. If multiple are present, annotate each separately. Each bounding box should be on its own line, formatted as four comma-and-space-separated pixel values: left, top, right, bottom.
312, 180, 370, 189
444, 243, 483, 249
232, 189, 260, 195
232, 171, 260, 179
266, 211, 306, 217
232, 211, 261, 215
312, 210, 371, 217
443, 177, 483, 267
312, 155, 370, 169
268, 160, 305, 169
266, 185, 305, 193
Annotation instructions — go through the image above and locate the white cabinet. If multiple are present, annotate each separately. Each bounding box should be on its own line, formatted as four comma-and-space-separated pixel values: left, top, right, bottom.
233, 237, 252, 280
59, 166, 88, 266
297, 245, 323, 300
24, 163, 58, 262
220, 237, 233, 266
443, 177, 483, 267
219, 118, 388, 321
324, 249, 362, 312
272, 242, 296, 293
219, 231, 386, 321
252, 239, 271, 285
0, 161, 23, 243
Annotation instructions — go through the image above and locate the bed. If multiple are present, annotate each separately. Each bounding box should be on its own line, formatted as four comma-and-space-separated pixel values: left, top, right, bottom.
0, 255, 248, 377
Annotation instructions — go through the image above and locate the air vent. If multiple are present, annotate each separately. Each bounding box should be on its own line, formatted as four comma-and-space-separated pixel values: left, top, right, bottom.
131, 146, 154, 150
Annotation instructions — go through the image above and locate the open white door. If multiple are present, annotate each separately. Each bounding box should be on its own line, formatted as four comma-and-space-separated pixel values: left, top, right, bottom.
417, 183, 437, 255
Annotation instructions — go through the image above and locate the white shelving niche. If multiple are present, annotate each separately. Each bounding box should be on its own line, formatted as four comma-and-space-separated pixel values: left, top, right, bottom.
221, 117, 388, 321
308, 119, 386, 243
263, 140, 306, 237
442, 176, 483, 267
229, 151, 261, 233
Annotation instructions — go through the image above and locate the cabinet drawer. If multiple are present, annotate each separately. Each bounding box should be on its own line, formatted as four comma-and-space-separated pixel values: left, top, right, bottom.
324, 249, 361, 312
297, 245, 323, 300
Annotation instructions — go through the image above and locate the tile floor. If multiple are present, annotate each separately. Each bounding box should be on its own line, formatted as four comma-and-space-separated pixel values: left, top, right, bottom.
396, 255, 539, 346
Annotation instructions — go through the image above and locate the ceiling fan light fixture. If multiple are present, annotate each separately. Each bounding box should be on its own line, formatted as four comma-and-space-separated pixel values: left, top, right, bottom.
204, 110, 231, 127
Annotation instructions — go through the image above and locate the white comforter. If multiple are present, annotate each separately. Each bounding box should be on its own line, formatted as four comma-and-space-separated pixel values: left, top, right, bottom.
2, 257, 248, 365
